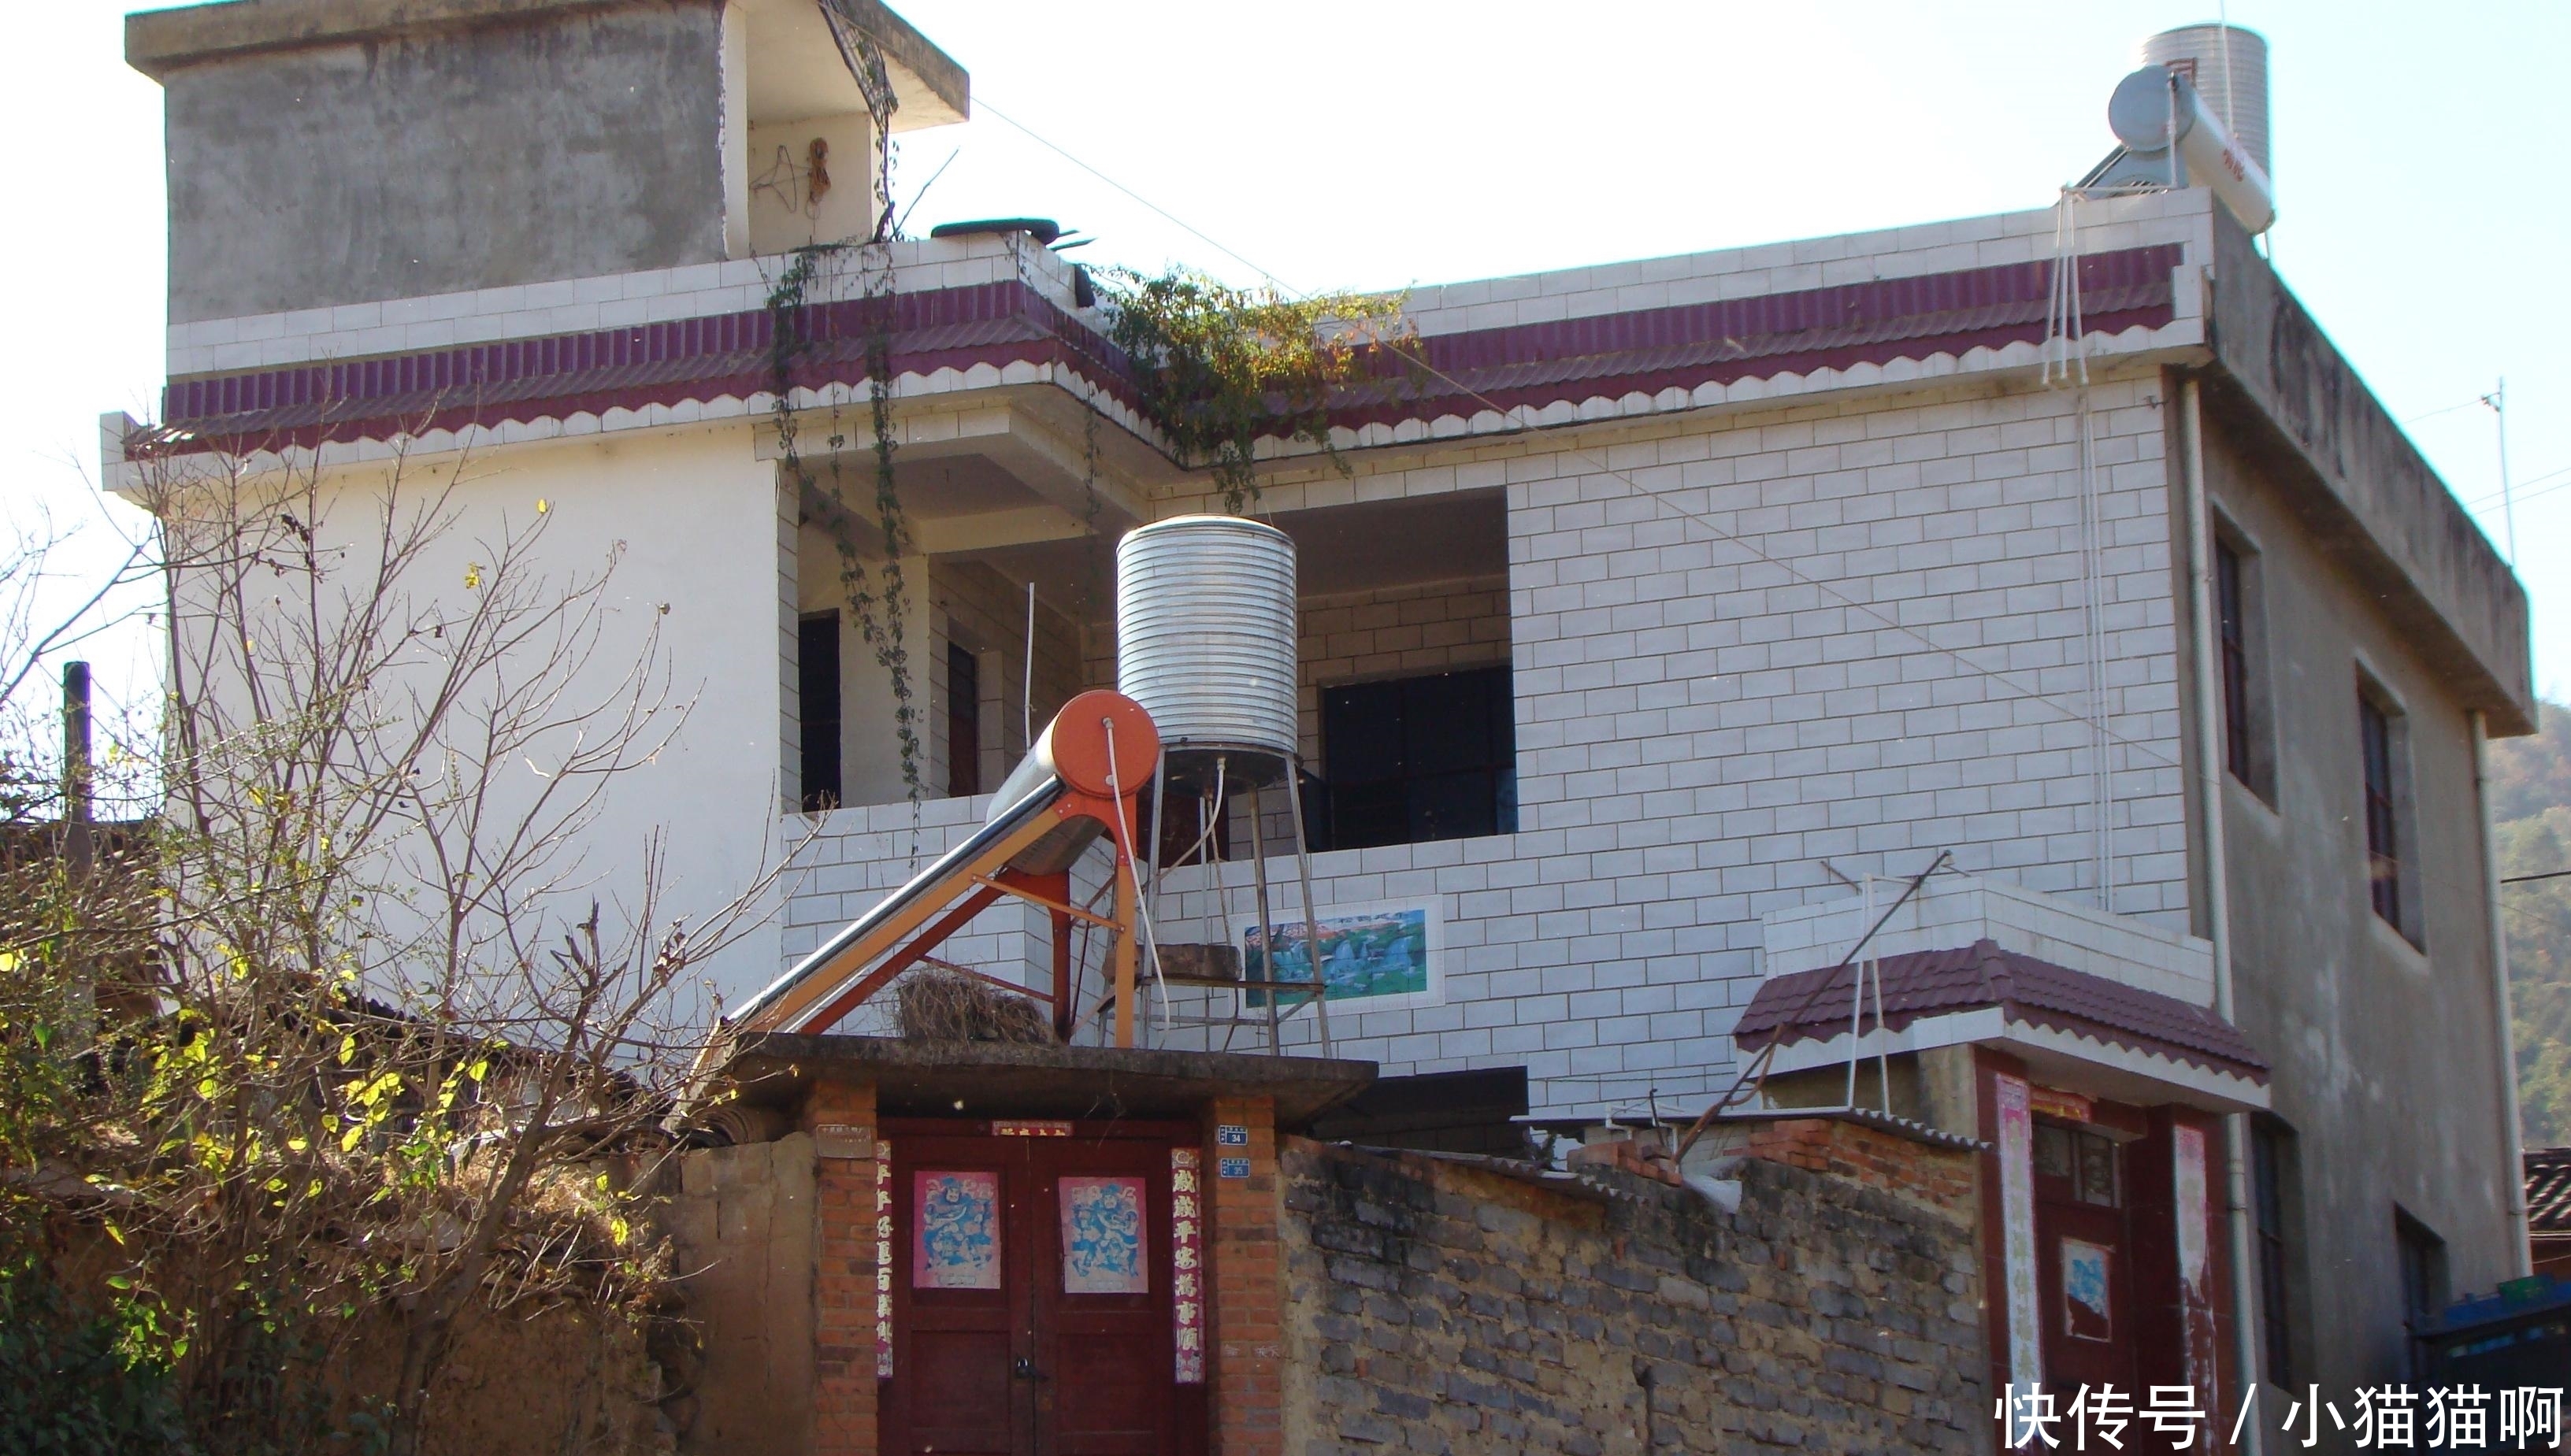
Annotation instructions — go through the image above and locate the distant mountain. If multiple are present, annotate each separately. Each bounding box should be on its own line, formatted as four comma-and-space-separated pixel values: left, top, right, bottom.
2493, 701, 2571, 1146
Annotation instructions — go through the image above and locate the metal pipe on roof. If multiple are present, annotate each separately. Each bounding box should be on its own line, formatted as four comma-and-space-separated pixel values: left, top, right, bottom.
2180, 373, 2269, 1450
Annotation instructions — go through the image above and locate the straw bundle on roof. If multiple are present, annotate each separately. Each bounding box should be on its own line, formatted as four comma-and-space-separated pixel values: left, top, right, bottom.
896, 968, 1053, 1044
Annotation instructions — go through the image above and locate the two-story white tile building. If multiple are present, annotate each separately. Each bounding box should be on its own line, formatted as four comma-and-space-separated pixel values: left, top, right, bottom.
113, 0, 2533, 1421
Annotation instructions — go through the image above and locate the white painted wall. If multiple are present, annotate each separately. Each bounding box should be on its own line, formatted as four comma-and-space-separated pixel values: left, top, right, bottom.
187, 424, 795, 1012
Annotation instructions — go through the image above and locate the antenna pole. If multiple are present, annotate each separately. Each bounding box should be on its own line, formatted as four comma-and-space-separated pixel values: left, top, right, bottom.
2487, 379, 2516, 565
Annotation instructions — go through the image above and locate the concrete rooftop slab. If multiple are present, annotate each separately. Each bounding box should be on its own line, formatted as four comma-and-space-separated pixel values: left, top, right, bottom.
720, 1033, 1379, 1128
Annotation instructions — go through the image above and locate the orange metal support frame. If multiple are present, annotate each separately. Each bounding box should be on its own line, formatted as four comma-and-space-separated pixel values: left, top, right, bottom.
732, 691, 1160, 1048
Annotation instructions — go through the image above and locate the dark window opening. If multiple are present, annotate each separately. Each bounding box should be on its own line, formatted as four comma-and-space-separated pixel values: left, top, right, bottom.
2216, 539, 2253, 784
947, 642, 981, 798
1320, 666, 1516, 851
2251, 1120, 2296, 1387
1308, 1066, 1530, 1156
2360, 692, 2402, 930
798, 612, 842, 813
2395, 1208, 2448, 1382
2032, 1122, 2120, 1207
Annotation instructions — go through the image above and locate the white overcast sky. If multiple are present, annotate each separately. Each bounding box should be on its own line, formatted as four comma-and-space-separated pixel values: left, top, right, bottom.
6, 1, 2567, 729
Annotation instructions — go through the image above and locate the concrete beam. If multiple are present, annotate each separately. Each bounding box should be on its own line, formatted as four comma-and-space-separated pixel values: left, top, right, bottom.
763, 395, 1155, 533
129, 0, 635, 78
912, 504, 1092, 556
719, 1033, 1378, 1128
2206, 213, 2536, 735
129, 0, 969, 130
818, 0, 968, 128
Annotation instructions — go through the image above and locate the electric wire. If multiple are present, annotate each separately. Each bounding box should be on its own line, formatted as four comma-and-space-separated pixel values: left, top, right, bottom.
974, 98, 1293, 289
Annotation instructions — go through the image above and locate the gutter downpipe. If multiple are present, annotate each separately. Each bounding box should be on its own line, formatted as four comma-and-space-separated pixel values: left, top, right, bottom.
2474, 709, 2532, 1276
2180, 374, 2266, 1451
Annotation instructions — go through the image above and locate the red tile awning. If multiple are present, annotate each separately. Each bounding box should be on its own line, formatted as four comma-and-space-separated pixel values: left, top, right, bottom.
1733, 938, 2267, 1084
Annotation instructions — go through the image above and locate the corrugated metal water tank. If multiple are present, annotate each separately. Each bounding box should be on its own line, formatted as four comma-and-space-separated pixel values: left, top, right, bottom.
2141, 24, 2270, 176
1115, 515, 1300, 772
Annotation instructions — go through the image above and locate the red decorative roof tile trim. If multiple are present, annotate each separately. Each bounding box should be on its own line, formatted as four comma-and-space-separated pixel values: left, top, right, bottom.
142, 280, 1140, 460
1335, 244, 2183, 425
1732, 936, 2267, 1083
141, 246, 2182, 459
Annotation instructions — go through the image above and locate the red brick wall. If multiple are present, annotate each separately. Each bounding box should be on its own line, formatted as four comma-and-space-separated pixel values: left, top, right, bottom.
805, 1081, 881, 1456
1744, 1117, 1979, 1214
1205, 1095, 1282, 1456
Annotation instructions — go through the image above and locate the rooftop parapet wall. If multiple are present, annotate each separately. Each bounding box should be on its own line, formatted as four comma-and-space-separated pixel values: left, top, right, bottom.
133, 192, 2207, 469
139, 0, 736, 324
2204, 213, 2535, 734
1400, 189, 2213, 339
158, 231, 1089, 379
1762, 873, 2216, 1007
128, 0, 971, 328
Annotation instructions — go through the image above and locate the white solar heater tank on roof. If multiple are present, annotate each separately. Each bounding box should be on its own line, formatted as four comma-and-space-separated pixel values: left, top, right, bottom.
2141, 24, 2270, 179
1115, 515, 1300, 783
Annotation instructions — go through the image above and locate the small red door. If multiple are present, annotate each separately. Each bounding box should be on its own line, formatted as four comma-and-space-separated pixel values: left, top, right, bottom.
2034, 1119, 2139, 1394
884, 1121, 1197, 1456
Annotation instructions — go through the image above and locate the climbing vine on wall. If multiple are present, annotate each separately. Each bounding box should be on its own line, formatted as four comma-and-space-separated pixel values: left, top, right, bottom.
767, 13, 926, 806
1097, 268, 1417, 513
769, 19, 1423, 805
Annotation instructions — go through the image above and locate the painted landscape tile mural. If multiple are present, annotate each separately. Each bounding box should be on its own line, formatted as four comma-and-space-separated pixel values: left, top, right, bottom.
1241, 905, 1434, 1010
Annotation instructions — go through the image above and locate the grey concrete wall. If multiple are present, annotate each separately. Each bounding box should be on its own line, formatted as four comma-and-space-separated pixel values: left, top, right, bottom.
666, 1133, 818, 1456
2206, 213, 2535, 735
2185, 387, 2518, 1390
159, 0, 730, 324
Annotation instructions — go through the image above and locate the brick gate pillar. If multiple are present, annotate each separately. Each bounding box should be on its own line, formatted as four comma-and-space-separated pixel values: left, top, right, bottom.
1204, 1095, 1282, 1456
804, 1080, 881, 1456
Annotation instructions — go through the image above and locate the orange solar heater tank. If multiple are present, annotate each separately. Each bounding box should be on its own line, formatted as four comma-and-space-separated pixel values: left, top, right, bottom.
726, 691, 1161, 1047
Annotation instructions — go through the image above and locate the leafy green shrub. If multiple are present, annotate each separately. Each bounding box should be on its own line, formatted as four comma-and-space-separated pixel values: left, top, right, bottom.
0, 1256, 189, 1456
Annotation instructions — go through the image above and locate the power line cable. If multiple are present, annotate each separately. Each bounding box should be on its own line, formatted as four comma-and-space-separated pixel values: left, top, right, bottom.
2462, 462, 2571, 514
974, 98, 1293, 289
2404, 396, 2493, 427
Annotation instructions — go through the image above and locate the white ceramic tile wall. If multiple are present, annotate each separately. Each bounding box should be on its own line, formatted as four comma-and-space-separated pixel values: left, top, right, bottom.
777, 361, 2193, 1120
